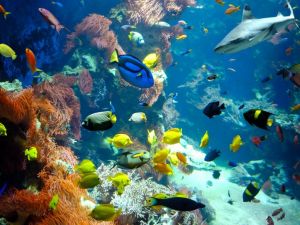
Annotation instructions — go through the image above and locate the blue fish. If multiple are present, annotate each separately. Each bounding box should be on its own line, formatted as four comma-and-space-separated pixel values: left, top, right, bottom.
52, 1, 64, 7
0, 182, 8, 197
204, 149, 221, 162
228, 161, 238, 167
110, 50, 154, 88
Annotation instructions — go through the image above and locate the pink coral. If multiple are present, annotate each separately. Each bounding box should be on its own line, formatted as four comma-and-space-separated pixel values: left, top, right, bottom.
126, 0, 195, 25
64, 14, 121, 58
78, 69, 93, 95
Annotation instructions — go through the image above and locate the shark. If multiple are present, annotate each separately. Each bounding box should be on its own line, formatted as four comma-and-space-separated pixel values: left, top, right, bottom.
214, 1, 296, 54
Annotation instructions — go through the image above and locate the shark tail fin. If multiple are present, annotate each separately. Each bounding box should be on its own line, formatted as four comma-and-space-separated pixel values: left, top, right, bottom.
286, 1, 294, 18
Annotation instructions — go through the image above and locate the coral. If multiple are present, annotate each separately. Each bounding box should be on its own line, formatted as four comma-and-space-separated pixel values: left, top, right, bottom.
126, 0, 195, 25
139, 79, 164, 106
0, 79, 23, 92
33, 74, 81, 140
78, 69, 93, 95
64, 14, 122, 59
162, 95, 180, 128
126, 0, 166, 25
93, 163, 175, 220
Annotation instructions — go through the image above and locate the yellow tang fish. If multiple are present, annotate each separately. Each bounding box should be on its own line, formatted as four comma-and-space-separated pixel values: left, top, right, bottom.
91, 204, 121, 221
154, 163, 173, 175
0, 43, 17, 60
176, 34, 187, 40
153, 148, 170, 163
168, 152, 179, 166
0, 122, 7, 136
200, 131, 209, 148
230, 135, 243, 152
106, 133, 133, 148
147, 129, 157, 145
143, 52, 159, 69
162, 128, 182, 145
108, 172, 130, 195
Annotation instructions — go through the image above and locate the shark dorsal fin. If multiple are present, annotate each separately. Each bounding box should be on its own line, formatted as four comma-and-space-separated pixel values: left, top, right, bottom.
277, 12, 283, 17
242, 5, 253, 21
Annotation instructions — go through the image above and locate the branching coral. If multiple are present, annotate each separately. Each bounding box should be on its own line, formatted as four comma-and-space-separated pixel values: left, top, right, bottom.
78, 69, 93, 95
0, 87, 111, 225
34, 74, 81, 140
93, 163, 174, 220
64, 14, 122, 59
126, 0, 195, 25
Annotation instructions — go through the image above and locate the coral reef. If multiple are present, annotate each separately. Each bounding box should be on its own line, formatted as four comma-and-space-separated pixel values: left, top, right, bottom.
64, 14, 123, 59
0, 86, 105, 225
126, 0, 195, 25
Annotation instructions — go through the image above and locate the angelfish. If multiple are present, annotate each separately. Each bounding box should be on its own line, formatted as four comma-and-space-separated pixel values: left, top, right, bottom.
38, 8, 65, 33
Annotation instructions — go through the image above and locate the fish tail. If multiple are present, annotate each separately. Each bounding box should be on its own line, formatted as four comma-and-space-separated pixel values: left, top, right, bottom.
286, 0, 294, 18
105, 137, 113, 144
56, 24, 65, 33
12, 54, 17, 60
110, 50, 119, 64
3, 12, 11, 19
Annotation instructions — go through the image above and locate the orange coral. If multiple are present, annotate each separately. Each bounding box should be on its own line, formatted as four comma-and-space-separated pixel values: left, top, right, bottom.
0, 88, 114, 225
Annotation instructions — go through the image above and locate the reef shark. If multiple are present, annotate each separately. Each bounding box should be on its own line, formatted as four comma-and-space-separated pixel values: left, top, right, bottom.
214, 1, 296, 53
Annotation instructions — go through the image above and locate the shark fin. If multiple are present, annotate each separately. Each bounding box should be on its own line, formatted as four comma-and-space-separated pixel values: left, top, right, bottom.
242, 5, 253, 21
277, 12, 283, 17
286, 1, 294, 18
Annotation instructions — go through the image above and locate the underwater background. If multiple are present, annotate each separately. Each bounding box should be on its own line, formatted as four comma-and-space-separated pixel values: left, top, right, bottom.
0, 0, 300, 224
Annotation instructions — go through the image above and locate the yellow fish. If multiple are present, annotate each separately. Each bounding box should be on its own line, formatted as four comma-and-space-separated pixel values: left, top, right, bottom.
203, 27, 209, 34
230, 135, 243, 152
162, 128, 182, 144
91, 204, 121, 221
0, 43, 17, 60
176, 34, 187, 40
153, 163, 173, 175
108, 172, 130, 195
147, 129, 157, 146
0, 122, 7, 136
291, 104, 300, 111
168, 152, 179, 166
106, 133, 133, 148
153, 148, 170, 163
143, 52, 159, 69
75, 159, 96, 175
24, 146, 38, 161
200, 131, 209, 148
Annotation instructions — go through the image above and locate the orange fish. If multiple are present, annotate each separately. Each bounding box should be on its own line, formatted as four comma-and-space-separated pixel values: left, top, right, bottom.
285, 47, 293, 56
225, 4, 240, 15
0, 4, 11, 19
215, 0, 225, 6
176, 152, 187, 165
25, 48, 42, 74
153, 163, 173, 175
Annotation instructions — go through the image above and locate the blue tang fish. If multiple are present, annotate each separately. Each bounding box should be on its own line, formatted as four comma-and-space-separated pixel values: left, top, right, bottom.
110, 50, 154, 88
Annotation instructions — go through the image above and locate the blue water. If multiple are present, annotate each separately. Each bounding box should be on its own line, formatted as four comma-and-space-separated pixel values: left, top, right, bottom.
1, 0, 300, 224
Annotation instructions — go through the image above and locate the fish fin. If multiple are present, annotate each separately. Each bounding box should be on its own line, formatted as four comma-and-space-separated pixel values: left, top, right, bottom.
128, 32, 133, 40
286, 0, 294, 18
242, 5, 253, 21
12, 54, 17, 60
110, 50, 119, 64
3, 12, 11, 19
220, 103, 225, 109
277, 12, 283, 17
35, 68, 43, 73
